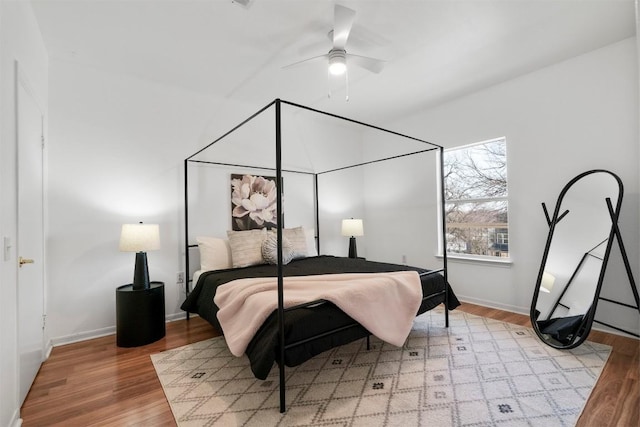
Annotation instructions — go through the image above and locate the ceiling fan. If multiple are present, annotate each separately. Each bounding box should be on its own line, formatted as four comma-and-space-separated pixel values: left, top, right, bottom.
284, 4, 386, 98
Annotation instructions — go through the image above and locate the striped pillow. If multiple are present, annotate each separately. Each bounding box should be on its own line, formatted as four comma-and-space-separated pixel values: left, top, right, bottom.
282, 227, 308, 259
226, 228, 267, 268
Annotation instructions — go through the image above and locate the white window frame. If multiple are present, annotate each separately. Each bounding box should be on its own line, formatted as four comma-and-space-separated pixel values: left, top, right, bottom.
438, 137, 511, 263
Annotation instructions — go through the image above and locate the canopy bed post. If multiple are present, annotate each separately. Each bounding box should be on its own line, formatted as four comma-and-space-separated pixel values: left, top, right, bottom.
439, 146, 449, 327
314, 173, 320, 254
274, 99, 287, 413
184, 158, 191, 320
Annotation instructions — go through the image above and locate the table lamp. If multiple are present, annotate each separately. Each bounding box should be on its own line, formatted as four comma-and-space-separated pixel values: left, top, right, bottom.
119, 222, 160, 290
341, 218, 364, 259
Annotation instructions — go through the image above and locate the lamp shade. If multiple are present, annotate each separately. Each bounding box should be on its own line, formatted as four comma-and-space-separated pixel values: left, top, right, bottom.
540, 271, 555, 293
119, 223, 160, 252
341, 219, 364, 237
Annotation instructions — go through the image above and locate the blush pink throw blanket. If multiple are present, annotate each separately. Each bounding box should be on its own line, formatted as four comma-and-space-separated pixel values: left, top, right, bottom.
214, 271, 422, 357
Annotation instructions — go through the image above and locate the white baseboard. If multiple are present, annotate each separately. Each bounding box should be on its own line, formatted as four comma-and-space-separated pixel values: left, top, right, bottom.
11, 409, 22, 427
51, 326, 116, 347
166, 312, 189, 322
458, 296, 639, 340
457, 295, 529, 316
44, 338, 53, 360
590, 322, 639, 339
50, 312, 190, 347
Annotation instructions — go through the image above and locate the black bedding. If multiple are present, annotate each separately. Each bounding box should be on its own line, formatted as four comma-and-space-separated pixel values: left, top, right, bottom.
181, 255, 460, 379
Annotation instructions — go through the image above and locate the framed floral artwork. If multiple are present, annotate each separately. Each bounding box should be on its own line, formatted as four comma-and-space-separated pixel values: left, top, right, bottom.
231, 174, 282, 231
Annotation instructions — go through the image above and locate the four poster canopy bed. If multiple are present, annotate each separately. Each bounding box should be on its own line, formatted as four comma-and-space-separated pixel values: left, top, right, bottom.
181, 99, 459, 412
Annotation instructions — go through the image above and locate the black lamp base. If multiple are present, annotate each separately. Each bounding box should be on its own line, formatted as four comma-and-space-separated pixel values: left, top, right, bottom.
132, 251, 150, 290
348, 237, 358, 259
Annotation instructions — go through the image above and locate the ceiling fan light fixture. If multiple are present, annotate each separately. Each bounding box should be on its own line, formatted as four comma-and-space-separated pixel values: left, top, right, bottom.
328, 49, 347, 75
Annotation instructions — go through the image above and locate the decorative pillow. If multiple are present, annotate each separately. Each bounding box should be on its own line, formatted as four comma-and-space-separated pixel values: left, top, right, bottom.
261, 233, 295, 265
196, 236, 232, 271
282, 226, 308, 259
226, 228, 267, 268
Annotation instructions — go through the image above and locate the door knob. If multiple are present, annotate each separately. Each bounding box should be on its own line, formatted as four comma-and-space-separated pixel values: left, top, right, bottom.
19, 257, 34, 267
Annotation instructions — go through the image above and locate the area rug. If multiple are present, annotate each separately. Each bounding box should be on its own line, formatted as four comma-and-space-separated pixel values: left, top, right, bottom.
151, 308, 611, 426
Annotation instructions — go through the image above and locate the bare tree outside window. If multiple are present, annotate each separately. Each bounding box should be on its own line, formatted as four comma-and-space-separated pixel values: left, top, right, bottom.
444, 138, 509, 258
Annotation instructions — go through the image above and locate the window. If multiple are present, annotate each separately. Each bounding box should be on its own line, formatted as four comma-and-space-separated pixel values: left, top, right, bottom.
443, 137, 509, 259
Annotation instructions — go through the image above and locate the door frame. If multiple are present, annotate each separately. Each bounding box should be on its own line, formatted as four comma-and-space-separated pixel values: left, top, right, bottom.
15, 59, 48, 405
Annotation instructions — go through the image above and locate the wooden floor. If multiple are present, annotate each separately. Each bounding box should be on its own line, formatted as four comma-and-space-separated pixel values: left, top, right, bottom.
21, 303, 639, 426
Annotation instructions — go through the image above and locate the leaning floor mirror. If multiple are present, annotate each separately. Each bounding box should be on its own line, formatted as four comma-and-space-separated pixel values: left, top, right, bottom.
530, 169, 640, 349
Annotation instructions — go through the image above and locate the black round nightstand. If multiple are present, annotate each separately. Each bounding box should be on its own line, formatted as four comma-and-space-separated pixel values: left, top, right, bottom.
116, 281, 165, 347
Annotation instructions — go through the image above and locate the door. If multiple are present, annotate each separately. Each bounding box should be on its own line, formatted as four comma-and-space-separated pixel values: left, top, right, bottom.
16, 63, 45, 405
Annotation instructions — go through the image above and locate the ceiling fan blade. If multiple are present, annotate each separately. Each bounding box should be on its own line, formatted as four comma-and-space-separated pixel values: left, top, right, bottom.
333, 4, 356, 49
282, 54, 327, 70
347, 54, 386, 74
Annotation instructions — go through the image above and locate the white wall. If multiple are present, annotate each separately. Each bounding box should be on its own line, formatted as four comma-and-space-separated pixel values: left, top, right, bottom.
384, 38, 639, 335
0, 2, 48, 426
361, 129, 442, 268
45, 59, 259, 343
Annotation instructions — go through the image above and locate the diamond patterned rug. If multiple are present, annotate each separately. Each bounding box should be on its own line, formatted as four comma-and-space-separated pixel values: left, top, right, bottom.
151, 308, 611, 426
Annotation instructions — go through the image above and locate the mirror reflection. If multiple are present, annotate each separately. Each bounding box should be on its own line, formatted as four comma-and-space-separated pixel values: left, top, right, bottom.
531, 170, 621, 349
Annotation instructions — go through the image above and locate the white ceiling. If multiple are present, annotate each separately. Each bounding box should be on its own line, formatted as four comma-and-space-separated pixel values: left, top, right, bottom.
30, 0, 636, 123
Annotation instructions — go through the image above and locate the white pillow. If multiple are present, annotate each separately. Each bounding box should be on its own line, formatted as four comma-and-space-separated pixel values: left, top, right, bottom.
196, 236, 232, 271
227, 228, 267, 268
304, 228, 318, 256
261, 233, 295, 265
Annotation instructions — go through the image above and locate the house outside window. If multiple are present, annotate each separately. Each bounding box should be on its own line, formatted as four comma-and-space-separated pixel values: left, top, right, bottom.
443, 137, 509, 259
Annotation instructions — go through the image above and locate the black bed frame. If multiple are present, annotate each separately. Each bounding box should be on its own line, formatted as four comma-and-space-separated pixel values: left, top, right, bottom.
183, 99, 449, 412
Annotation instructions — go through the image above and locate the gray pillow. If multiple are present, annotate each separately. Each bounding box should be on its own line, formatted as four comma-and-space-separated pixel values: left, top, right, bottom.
261, 233, 294, 265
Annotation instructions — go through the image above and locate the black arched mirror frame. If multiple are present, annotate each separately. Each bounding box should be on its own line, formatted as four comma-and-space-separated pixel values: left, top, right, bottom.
530, 169, 640, 349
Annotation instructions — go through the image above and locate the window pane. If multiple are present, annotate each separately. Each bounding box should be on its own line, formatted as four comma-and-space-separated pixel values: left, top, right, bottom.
444, 139, 507, 200
445, 200, 509, 257
443, 138, 508, 259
